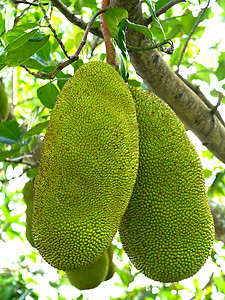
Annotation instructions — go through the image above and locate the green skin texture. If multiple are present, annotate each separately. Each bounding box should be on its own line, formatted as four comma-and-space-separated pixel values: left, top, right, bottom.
66, 243, 114, 290
0, 79, 9, 122
23, 180, 115, 290
66, 250, 109, 290
32, 62, 139, 271
119, 86, 215, 283
23, 180, 35, 248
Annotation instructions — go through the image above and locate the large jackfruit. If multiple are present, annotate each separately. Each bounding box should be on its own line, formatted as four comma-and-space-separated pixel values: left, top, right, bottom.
32, 62, 139, 271
0, 78, 9, 122
119, 86, 214, 283
23, 180, 35, 248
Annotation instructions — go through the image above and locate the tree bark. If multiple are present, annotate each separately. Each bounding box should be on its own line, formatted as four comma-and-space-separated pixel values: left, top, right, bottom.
209, 201, 225, 244
110, 0, 225, 164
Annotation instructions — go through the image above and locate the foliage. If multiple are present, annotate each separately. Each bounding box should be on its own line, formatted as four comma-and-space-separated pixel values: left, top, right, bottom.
0, 0, 225, 299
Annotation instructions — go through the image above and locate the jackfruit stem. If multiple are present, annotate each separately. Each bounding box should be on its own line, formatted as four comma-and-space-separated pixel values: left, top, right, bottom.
100, 0, 118, 68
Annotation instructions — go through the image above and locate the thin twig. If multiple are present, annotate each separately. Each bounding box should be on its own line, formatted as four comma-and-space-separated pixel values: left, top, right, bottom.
12, 0, 49, 5
50, 0, 103, 38
38, 1, 70, 59
146, 0, 186, 25
211, 93, 224, 115
176, 0, 211, 72
13, 4, 31, 27
177, 73, 225, 127
127, 39, 174, 52
21, 8, 108, 79
73, 8, 108, 58
163, 10, 192, 21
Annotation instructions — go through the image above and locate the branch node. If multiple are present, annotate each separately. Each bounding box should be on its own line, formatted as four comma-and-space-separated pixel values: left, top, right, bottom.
211, 93, 223, 115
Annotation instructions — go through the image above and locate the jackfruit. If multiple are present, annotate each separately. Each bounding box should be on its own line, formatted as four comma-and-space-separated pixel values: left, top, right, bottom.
32, 61, 139, 271
66, 245, 111, 290
119, 86, 214, 283
0, 78, 9, 122
23, 180, 35, 247
105, 243, 115, 281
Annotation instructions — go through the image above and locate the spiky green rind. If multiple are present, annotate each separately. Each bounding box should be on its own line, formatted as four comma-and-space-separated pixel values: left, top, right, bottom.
23, 180, 35, 247
32, 62, 139, 271
66, 249, 109, 290
0, 79, 9, 122
119, 86, 214, 283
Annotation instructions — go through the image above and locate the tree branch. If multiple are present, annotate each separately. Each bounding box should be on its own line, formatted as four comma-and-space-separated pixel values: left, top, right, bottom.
111, 0, 225, 164
22, 8, 108, 78
100, 0, 118, 67
50, 0, 103, 38
209, 200, 225, 244
146, 0, 186, 25
177, 74, 225, 128
177, 0, 210, 72
12, 0, 49, 5
38, 1, 70, 59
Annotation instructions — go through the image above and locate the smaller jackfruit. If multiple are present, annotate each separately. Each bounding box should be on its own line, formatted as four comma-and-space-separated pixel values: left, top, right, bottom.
0, 78, 10, 122
105, 243, 115, 281
119, 86, 214, 283
23, 180, 35, 247
66, 249, 109, 290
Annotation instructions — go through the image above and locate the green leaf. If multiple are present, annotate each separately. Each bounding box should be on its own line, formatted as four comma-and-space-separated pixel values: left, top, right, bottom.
23, 57, 47, 70
5, 10, 15, 32
57, 74, 72, 90
99, 53, 106, 61
4, 29, 24, 45
180, 11, 198, 35
0, 50, 6, 71
37, 40, 51, 62
202, 150, 214, 159
117, 27, 127, 57
155, 0, 171, 11
23, 121, 49, 141
150, 23, 166, 42
116, 266, 132, 287
104, 7, 128, 39
6, 34, 50, 67
110, 37, 129, 81
18, 289, 33, 300
5, 29, 39, 51
4, 23, 38, 44
145, 0, 160, 27
215, 60, 225, 81
144, 0, 166, 40
27, 106, 41, 131
0, 149, 18, 161
210, 89, 220, 98
72, 58, 84, 72
0, 120, 21, 143
204, 169, 213, 179
119, 19, 153, 41
0, 13, 5, 34
37, 82, 59, 109
214, 276, 225, 293
128, 79, 141, 87
208, 170, 225, 198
